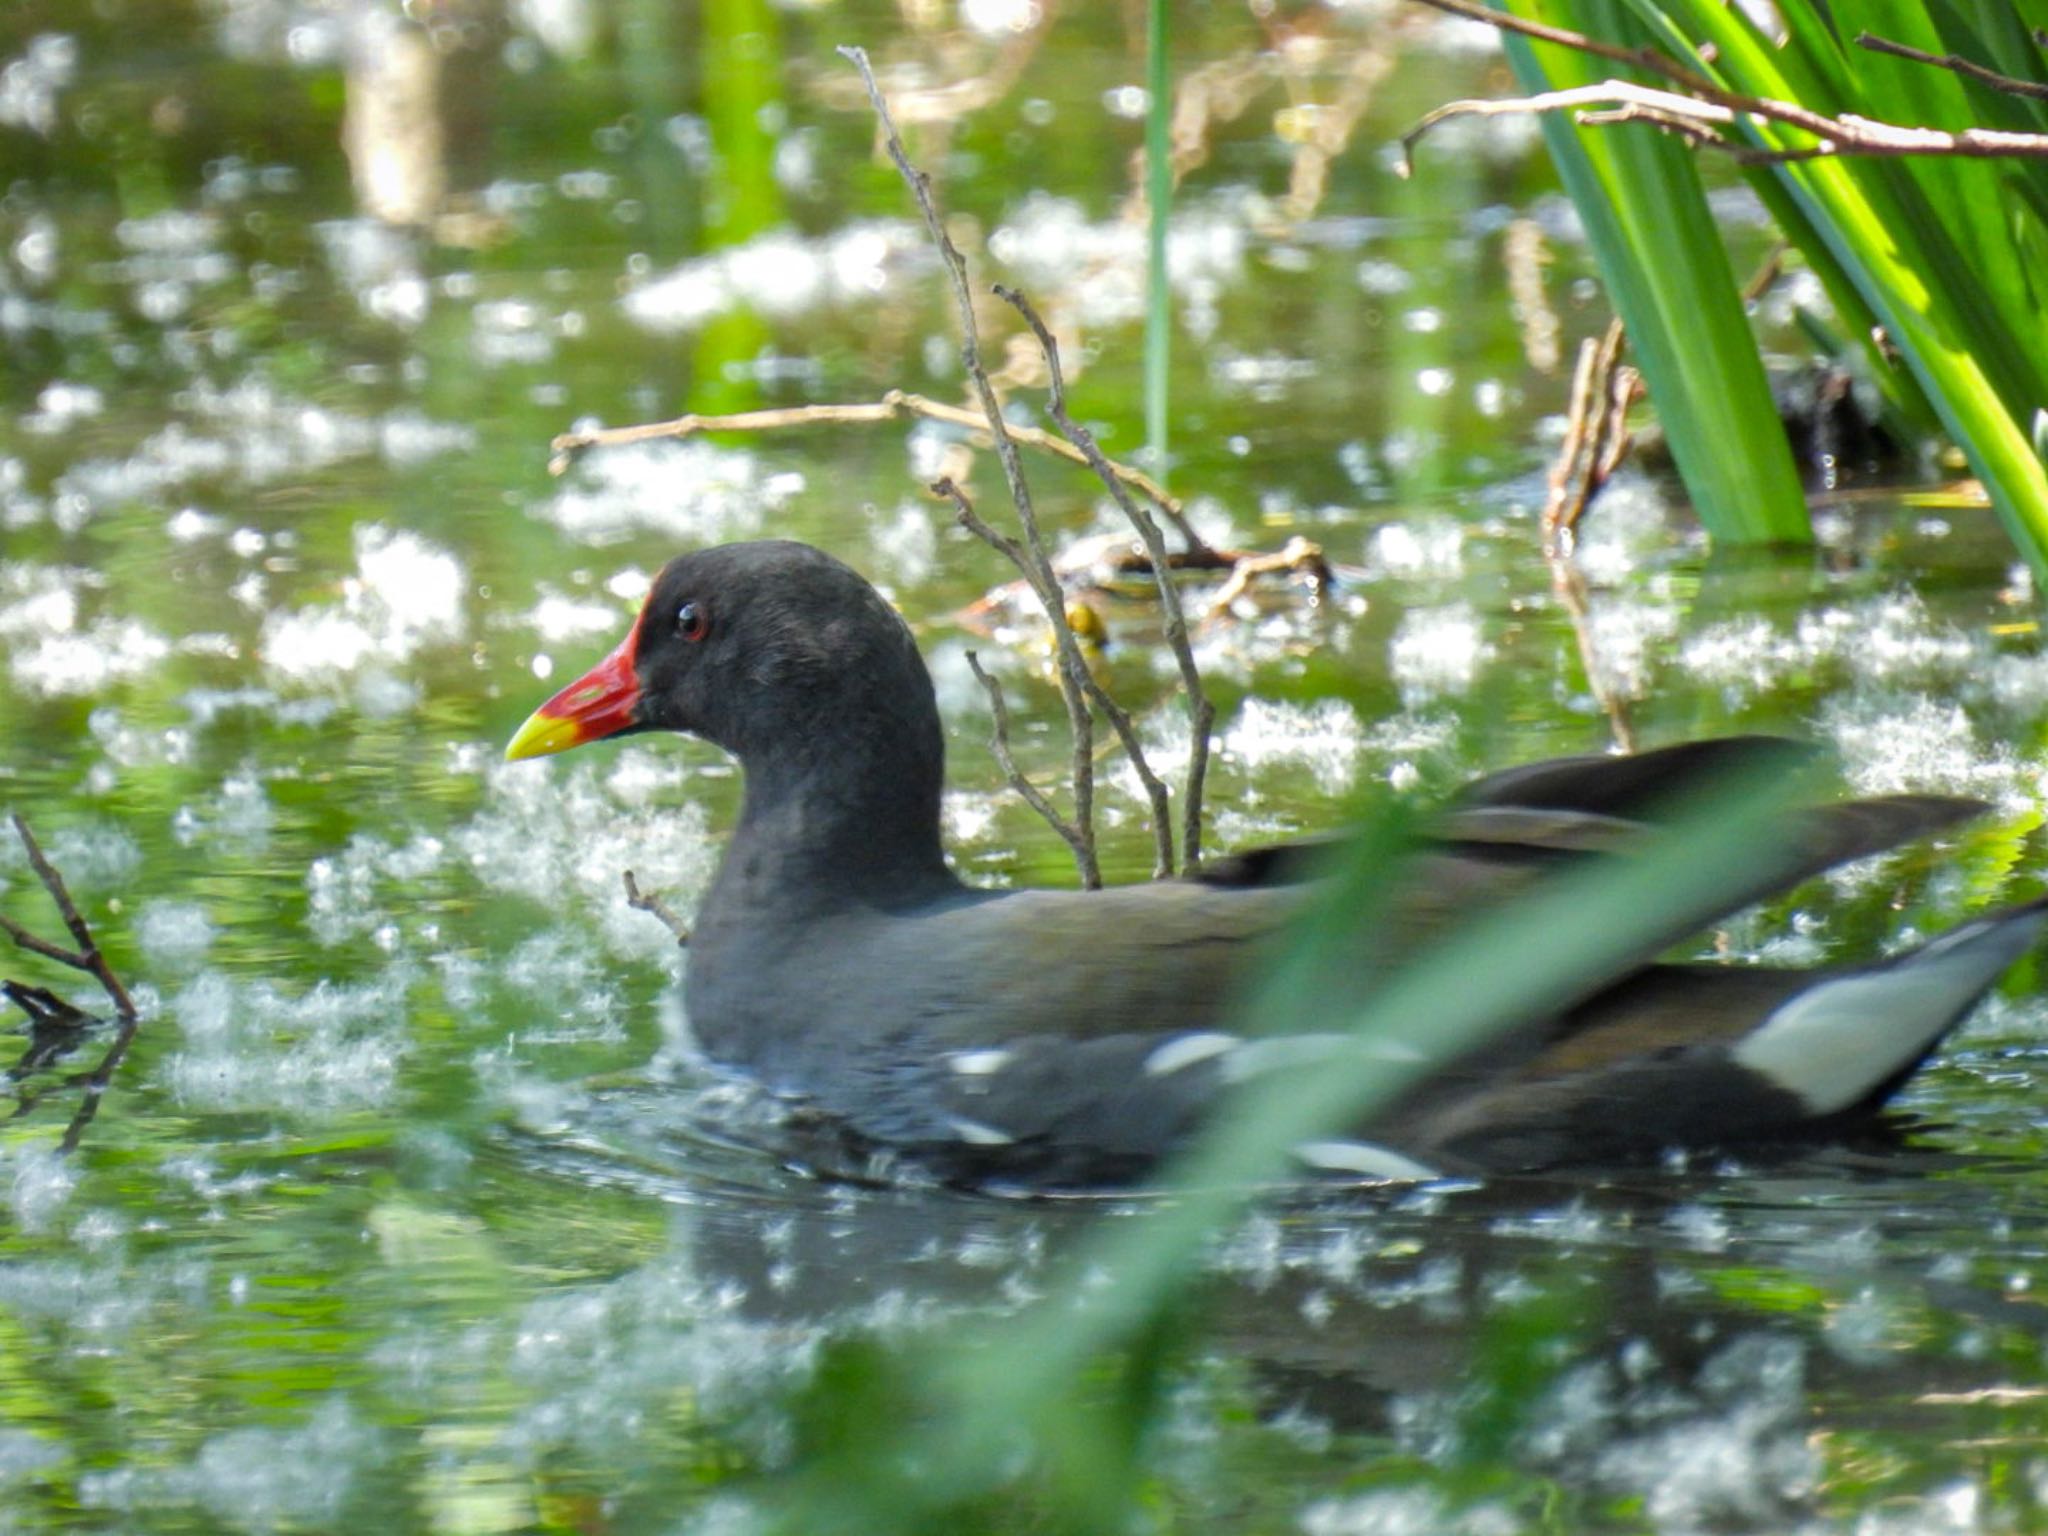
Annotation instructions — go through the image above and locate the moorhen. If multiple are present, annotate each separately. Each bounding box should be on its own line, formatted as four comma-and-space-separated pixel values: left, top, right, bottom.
506, 539, 2044, 1186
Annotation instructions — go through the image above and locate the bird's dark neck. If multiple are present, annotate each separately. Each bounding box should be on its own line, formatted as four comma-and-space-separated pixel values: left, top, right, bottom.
709, 713, 959, 918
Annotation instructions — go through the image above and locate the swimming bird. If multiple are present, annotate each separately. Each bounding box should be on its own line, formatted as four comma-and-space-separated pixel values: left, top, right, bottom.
506, 539, 2043, 1186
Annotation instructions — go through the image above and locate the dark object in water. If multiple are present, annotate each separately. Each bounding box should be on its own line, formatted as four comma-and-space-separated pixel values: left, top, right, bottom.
506, 540, 2041, 1187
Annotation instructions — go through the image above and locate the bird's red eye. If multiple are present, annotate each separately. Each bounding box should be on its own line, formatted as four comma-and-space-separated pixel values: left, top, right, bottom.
677, 600, 708, 642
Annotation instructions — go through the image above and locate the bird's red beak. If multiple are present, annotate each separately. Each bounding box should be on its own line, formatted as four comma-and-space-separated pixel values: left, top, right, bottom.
504, 618, 643, 761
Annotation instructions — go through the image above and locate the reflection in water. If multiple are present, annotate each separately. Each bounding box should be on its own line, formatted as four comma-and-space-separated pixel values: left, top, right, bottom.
341, 13, 444, 230
527, 1090, 2048, 1532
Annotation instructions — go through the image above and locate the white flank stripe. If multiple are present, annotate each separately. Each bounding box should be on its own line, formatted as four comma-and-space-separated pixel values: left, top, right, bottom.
949, 1049, 1013, 1076
1143, 1032, 1240, 1077
1221, 1033, 1424, 1082
948, 1116, 1016, 1146
1293, 1140, 1439, 1181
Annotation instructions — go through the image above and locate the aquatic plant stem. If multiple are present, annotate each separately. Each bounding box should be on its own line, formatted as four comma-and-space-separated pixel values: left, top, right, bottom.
549, 393, 1200, 544
1144, 0, 1171, 473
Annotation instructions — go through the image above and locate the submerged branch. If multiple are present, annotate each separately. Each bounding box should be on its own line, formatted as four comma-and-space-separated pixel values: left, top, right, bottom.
622, 871, 690, 946
935, 478, 1102, 886
1203, 537, 1331, 622
1, 815, 138, 1020
2, 814, 143, 1153
845, 45, 1115, 888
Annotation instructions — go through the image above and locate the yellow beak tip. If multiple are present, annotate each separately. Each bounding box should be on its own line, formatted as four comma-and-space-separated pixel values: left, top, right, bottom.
504, 712, 582, 762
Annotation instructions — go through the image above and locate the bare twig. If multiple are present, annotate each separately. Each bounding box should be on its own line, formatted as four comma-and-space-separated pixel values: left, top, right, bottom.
962, 651, 1095, 868
994, 284, 1209, 876
1857, 32, 2048, 102
1544, 319, 1639, 549
934, 478, 1101, 887
844, 44, 1109, 890
1593, 359, 1639, 485
56, 1024, 138, 1154
1398, 3, 2048, 168
1404, 0, 1721, 94
1503, 218, 1561, 375
3, 816, 137, 1022
622, 871, 690, 945
1740, 241, 1787, 305
2, 814, 143, 1153
1203, 537, 1331, 622
548, 392, 1201, 546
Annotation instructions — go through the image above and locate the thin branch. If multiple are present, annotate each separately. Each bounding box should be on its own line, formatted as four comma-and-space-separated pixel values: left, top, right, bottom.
1548, 555, 1638, 757
935, 477, 1101, 887
2, 814, 142, 1153
1404, 0, 1721, 95
548, 391, 1201, 545
1544, 318, 1637, 549
843, 44, 1107, 892
1857, 31, 2048, 101
0, 913, 79, 969
994, 284, 1201, 877
963, 650, 1095, 869
622, 871, 689, 945
1203, 537, 1332, 622
1398, 6, 2048, 168
5, 815, 136, 1022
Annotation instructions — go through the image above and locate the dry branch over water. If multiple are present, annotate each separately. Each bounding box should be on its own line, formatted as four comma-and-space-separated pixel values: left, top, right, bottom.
0, 814, 142, 1152
1399, 0, 2048, 168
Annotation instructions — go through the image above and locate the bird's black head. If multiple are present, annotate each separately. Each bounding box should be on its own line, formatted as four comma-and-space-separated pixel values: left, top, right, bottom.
505, 540, 939, 772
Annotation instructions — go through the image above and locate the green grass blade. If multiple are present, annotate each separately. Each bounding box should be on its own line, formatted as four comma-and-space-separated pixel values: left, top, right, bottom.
1640, 0, 2048, 576
1498, 0, 1811, 545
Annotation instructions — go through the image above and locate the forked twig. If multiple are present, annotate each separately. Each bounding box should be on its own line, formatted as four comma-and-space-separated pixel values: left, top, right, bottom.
994, 286, 1207, 875
1856, 32, 2048, 102
548, 392, 1203, 547
937, 476, 1171, 879
623, 871, 690, 945
844, 44, 1109, 888
1203, 537, 1330, 621
1544, 318, 1639, 549
1398, 0, 2048, 168
1, 813, 142, 1153
963, 650, 1094, 868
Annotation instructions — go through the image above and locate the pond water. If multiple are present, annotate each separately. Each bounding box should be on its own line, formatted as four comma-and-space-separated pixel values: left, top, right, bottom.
4, 2, 2048, 1532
